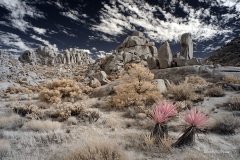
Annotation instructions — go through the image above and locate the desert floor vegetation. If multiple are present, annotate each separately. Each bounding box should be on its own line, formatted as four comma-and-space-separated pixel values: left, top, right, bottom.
0, 64, 239, 160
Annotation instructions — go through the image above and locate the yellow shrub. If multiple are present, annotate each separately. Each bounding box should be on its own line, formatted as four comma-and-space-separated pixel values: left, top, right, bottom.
39, 79, 81, 103
112, 64, 161, 109
223, 75, 240, 84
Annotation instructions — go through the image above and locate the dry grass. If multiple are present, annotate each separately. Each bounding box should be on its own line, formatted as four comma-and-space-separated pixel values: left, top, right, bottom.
39, 79, 82, 103
223, 75, 240, 84
10, 102, 85, 122
168, 83, 197, 101
66, 116, 78, 125
0, 115, 24, 130
184, 75, 208, 85
210, 116, 239, 135
22, 120, 61, 132
64, 141, 128, 160
5, 86, 32, 94
0, 139, 10, 157
227, 96, 240, 110
112, 64, 162, 109
205, 86, 225, 97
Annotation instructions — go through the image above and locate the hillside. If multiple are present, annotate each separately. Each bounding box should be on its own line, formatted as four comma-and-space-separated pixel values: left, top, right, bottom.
209, 37, 240, 66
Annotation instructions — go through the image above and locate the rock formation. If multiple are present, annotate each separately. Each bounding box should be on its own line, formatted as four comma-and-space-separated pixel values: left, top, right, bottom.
158, 41, 173, 69
209, 36, 240, 66
99, 31, 159, 74
0, 50, 23, 80
180, 33, 193, 60
19, 46, 91, 66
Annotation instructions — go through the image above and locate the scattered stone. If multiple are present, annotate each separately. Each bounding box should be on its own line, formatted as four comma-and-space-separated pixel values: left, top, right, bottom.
93, 71, 111, 85
153, 79, 167, 93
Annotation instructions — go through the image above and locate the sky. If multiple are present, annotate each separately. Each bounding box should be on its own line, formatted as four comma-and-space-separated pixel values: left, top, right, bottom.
0, 0, 239, 58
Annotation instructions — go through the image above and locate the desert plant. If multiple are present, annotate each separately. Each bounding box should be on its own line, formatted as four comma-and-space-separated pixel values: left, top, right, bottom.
0, 115, 24, 130
22, 120, 61, 132
173, 108, 208, 147
5, 86, 32, 94
168, 83, 196, 101
205, 86, 225, 97
112, 63, 161, 109
64, 141, 128, 160
223, 75, 240, 84
0, 139, 10, 158
210, 116, 239, 134
184, 75, 208, 85
227, 96, 240, 110
151, 101, 177, 144
39, 79, 82, 103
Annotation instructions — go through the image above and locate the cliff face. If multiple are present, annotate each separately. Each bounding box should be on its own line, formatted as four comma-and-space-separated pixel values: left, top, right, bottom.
209, 37, 240, 66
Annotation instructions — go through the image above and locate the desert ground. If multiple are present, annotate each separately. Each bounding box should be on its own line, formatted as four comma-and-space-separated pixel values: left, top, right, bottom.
0, 62, 239, 160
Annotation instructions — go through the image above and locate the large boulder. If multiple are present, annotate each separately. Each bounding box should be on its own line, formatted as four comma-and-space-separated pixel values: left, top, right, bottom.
93, 71, 111, 85
158, 41, 173, 69
19, 50, 37, 64
180, 33, 193, 60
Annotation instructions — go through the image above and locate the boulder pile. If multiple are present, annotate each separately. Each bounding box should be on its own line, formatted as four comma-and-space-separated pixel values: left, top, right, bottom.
19, 46, 91, 66
99, 31, 210, 74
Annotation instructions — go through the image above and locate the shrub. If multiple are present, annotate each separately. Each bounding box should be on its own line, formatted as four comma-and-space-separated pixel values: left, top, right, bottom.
39, 79, 82, 103
112, 64, 161, 109
205, 86, 225, 97
66, 116, 78, 125
64, 141, 128, 160
223, 75, 240, 84
5, 86, 32, 94
227, 96, 240, 110
11, 103, 44, 119
210, 116, 239, 134
168, 83, 196, 101
22, 120, 61, 132
0, 115, 24, 130
0, 139, 10, 158
184, 75, 208, 85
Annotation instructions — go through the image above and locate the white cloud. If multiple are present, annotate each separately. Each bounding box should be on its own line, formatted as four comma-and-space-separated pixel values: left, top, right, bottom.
90, 0, 234, 43
33, 27, 47, 35
0, 0, 44, 32
31, 35, 58, 51
61, 11, 79, 21
0, 31, 31, 51
91, 47, 97, 51
97, 51, 112, 58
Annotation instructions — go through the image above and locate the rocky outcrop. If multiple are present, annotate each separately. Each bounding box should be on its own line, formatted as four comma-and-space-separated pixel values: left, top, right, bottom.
180, 33, 193, 60
19, 46, 91, 66
0, 51, 23, 80
99, 31, 159, 74
209, 36, 240, 66
158, 41, 173, 69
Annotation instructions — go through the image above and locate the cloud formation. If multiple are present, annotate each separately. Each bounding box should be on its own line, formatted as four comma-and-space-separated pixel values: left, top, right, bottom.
0, 31, 31, 51
90, 0, 237, 43
31, 35, 58, 51
0, 0, 44, 32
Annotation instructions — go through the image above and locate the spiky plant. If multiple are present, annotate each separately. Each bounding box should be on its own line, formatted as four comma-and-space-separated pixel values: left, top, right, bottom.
173, 108, 208, 147
151, 101, 177, 143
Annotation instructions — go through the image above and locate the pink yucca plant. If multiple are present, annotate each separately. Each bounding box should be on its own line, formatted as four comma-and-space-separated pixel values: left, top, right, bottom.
151, 101, 177, 140
173, 108, 208, 147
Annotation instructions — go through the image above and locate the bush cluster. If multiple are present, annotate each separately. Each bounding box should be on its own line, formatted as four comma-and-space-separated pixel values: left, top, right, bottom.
39, 79, 82, 103
112, 64, 161, 109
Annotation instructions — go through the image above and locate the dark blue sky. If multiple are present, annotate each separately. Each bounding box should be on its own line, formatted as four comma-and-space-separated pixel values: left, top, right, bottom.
0, 0, 239, 58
